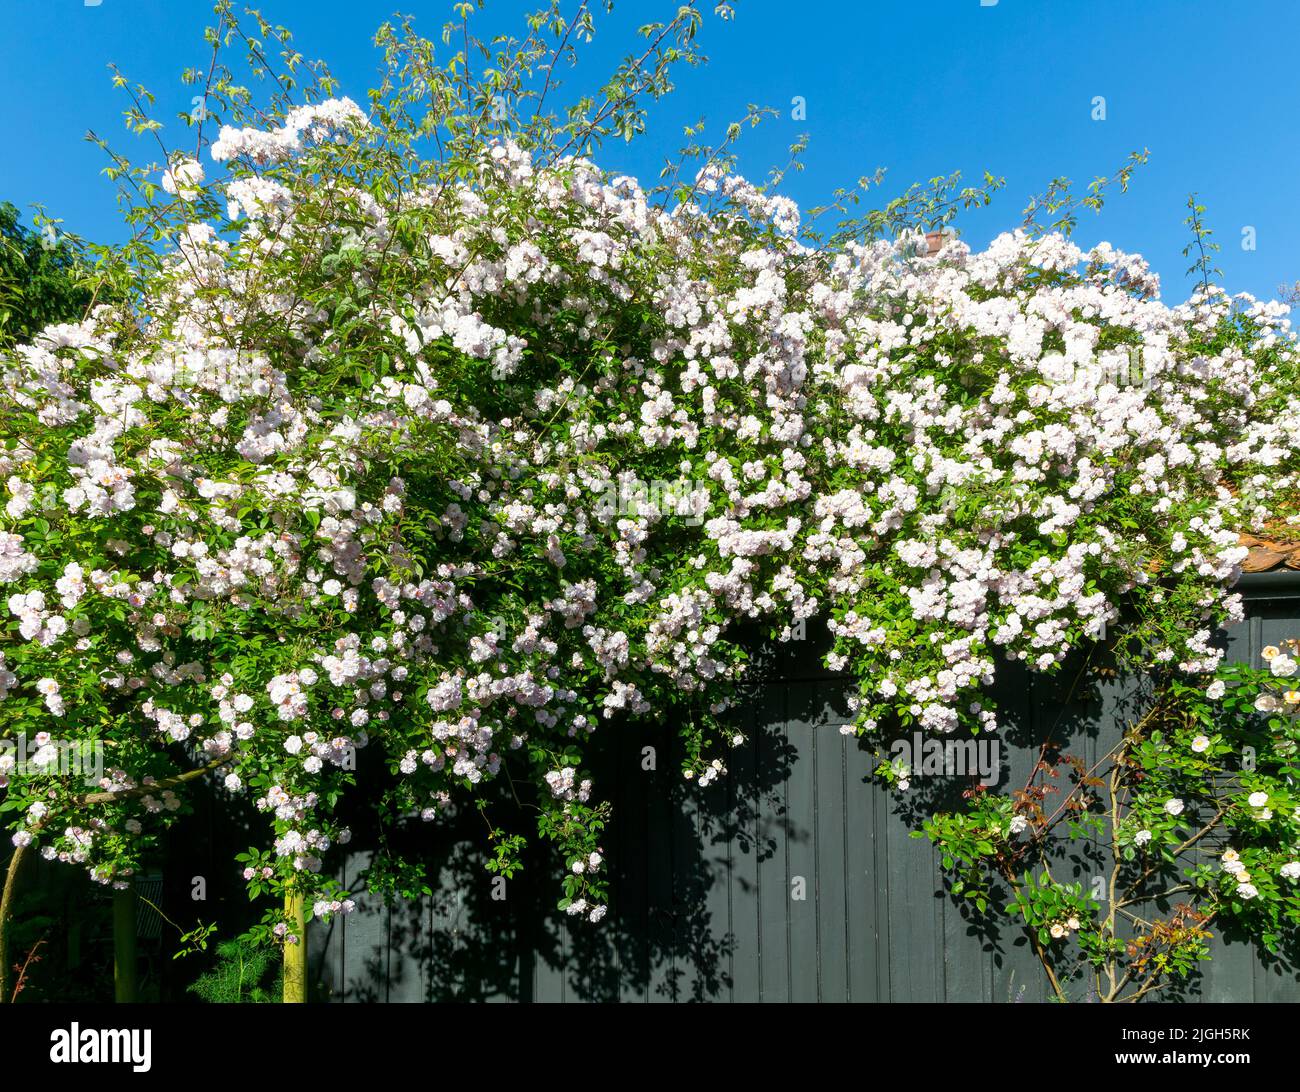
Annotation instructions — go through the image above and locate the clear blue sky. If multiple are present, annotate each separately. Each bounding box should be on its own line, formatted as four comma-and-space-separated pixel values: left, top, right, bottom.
4, 0, 1298, 305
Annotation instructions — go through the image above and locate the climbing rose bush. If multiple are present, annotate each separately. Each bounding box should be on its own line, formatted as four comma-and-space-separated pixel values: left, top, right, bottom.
1, 4, 1298, 946
921, 640, 1300, 1002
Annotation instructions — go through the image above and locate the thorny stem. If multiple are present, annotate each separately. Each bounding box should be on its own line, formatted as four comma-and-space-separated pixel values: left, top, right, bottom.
533, 1, 589, 122
0, 842, 30, 1004
550, 8, 696, 162
76, 753, 235, 806
9, 936, 44, 1004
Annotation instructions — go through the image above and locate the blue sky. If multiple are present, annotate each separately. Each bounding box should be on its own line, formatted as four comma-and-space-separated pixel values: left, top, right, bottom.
3, 0, 1298, 305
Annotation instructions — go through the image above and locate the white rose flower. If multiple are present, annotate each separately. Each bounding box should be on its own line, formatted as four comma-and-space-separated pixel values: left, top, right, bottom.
1270, 654, 1297, 678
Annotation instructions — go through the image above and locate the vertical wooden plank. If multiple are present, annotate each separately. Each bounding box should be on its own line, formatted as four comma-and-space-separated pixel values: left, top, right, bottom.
1242, 600, 1300, 1002
1083, 665, 1130, 1005
989, 666, 1053, 1003
338, 847, 388, 1003
645, 717, 676, 1002
940, 845, 995, 1003
871, 768, 893, 1000
1248, 602, 1300, 1002
1196, 609, 1261, 1003
385, 878, 430, 1002
785, 681, 820, 1002
696, 766, 733, 1002
756, 688, 791, 1001
669, 777, 702, 1002
562, 731, 620, 1003
813, 709, 850, 1001
532, 885, 567, 1002
884, 774, 944, 1002
309, 850, 344, 1001
931, 707, 1002, 1004
844, 722, 879, 1002
478, 896, 521, 1005
726, 696, 763, 1001
482, 859, 523, 1003
614, 708, 651, 1002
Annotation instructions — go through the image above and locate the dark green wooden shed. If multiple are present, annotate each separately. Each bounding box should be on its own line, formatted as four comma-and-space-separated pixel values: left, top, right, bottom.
309, 570, 1300, 1002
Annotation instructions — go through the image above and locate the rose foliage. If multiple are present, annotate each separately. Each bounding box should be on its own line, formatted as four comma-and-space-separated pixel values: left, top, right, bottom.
1, 4, 1298, 953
